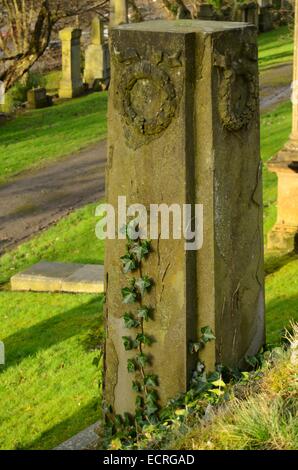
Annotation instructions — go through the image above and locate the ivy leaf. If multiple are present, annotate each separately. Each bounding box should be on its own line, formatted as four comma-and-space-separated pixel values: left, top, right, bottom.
127, 359, 137, 373
136, 353, 149, 367
135, 395, 143, 408
126, 220, 139, 241
146, 390, 158, 405
189, 341, 203, 354
132, 381, 142, 393
135, 276, 152, 297
121, 287, 137, 304
114, 414, 123, 426
136, 333, 153, 346
130, 240, 150, 262
200, 326, 216, 343
137, 307, 151, 322
144, 374, 158, 387
211, 379, 226, 388
145, 390, 159, 415
145, 403, 159, 416
196, 361, 205, 373
122, 336, 134, 351
210, 388, 225, 396
123, 312, 140, 329
121, 254, 138, 273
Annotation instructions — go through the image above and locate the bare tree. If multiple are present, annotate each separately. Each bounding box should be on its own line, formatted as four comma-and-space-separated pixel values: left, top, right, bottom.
0, 0, 109, 91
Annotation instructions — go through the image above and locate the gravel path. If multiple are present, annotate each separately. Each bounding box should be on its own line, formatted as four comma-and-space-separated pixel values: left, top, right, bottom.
0, 140, 106, 255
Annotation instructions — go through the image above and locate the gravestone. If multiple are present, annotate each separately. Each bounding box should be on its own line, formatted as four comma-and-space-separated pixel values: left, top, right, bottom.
105, 20, 265, 415
258, 0, 272, 6
259, 5, 274, 32
268, 0, 298, 252
27, 88, 52, 109
59, 28, 83, 99
84, 17, 110, 89
197, 3, 216, 20
237, 2, 259, 28
110, 0, 128, 27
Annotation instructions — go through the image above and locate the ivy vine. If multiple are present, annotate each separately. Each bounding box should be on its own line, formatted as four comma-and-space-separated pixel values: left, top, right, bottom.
103, 223, 219, 448
120, 223, 159, 428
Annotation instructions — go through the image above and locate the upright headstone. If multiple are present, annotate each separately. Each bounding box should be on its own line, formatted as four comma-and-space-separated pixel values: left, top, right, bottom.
84, 18, 110, 88
59, 28, 83, 99
259, 5, 274, 32
237, 2, 259, 28
105, 20, 265, 415
197, 3, 216, 20
27, 88, 52, 109
110, 0, 128, 27
268, 1, 298, 252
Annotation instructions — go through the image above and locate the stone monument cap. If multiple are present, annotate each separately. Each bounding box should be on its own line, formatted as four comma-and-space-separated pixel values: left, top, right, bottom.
59, 27, 82, 41
113, 19, 256, 34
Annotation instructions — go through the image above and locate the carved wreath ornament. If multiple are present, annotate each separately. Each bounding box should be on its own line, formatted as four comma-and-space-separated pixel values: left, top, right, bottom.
121, 61, 177, 136
113, 46, 182, 148
214, 43, 258, 132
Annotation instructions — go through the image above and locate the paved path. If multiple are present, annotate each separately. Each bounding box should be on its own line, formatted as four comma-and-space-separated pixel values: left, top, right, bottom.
260, 63, 292, 112
0, 140, 106, 255
0, 65, 293, 255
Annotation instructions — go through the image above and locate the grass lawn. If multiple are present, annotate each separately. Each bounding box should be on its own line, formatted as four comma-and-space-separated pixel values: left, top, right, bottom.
0, 203, 105, 449
0, 292, 103, 450
258, 25, 294, 71
0, 92, 107, 185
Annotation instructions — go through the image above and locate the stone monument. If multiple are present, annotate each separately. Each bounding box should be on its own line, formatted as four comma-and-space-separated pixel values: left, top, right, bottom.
267, 1, 298, 252
110, 0, 128, 27
59, 28, 83, 99
27, 88, 52, 109
84, 17, 110, 89
104, 20, 265, 416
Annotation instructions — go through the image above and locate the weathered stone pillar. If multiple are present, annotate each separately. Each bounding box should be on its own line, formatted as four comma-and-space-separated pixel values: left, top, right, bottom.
59, 28, 83, 99
84, 17, 110, 88
105, 20, 265, 416
110, 0, 128, 27
267, 2, 298, 252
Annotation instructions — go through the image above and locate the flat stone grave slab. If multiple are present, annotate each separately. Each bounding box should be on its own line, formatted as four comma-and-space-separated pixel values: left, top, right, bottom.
11, 261, 104, 294
54, 422, 100, 450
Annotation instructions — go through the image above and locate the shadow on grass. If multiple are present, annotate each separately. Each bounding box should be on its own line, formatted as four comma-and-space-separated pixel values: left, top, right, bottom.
259, 51, 293, 66
266, 294, 298, 345
265, 251, 298, 276
15, 399, 101, 450
0, 296, 104, 371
